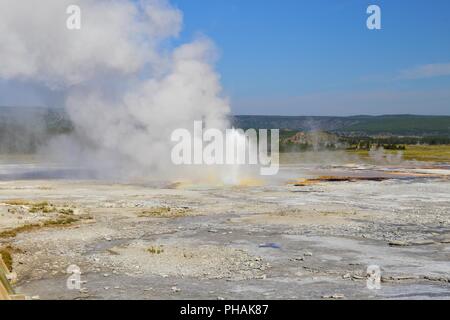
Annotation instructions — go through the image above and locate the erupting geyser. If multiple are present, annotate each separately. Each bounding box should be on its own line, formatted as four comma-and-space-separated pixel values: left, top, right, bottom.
0, 0, 233, 182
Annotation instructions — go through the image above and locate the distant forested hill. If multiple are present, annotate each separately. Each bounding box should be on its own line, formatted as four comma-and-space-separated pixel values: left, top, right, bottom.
0, 107, 71, 153
1, 107, 449, 153
231, 115, 450, 136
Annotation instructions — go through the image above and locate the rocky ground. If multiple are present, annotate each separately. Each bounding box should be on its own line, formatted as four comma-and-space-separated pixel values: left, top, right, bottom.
0, 159, 449, 300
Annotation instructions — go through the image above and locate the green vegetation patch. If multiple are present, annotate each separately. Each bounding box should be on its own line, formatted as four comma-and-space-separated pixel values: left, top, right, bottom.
347, 145, 450, 162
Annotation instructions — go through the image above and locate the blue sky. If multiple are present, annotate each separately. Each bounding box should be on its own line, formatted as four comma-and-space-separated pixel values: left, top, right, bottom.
1, 0, 449, 116
172, 0, 450, 115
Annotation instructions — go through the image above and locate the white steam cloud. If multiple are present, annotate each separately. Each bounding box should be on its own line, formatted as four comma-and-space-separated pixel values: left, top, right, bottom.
0, 0, 231, 180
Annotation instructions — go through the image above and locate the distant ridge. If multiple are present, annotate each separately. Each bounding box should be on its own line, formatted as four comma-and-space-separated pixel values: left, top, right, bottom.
231, 114, 450, 135
0, 107, 449, 137
0, 106, 71, 153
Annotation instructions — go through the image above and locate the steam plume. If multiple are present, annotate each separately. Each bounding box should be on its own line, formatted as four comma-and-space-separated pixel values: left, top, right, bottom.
0, 0, 230, 180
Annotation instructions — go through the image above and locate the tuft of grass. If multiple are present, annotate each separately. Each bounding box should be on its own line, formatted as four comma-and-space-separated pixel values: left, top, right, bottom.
3, 199, 33, 206
0, 248, 13, 272
29, 201, 56, 214
347, 145, 450, 162
0, 223, 40, 238
139, 206, 190, 218
147, 246, 164, 255
400, 145, 450, 162
2, 199, 57, 214
58, 208, 74, 215
0, 216, 80, 239
42, 216, 78, 227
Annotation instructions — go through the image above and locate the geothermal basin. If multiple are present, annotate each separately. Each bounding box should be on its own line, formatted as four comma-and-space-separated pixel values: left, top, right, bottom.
0, 154, 449, 300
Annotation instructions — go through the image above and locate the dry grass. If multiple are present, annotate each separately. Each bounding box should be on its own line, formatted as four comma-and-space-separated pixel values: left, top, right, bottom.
2, 199, 56, 213
292, 176, 388, 186
29, 201, 56, 213
401, 145, 450, 162
347, 145, 450, 162
0, 216, 79, 239
0, 224, 39, 239
0, 245, 23, 272
147, 246, 164, 255
0, 248, 13, 272
42, 216, 78, 227
138, 206, 191, 218
3, 199, 33, 206
1, 198, 89, 239
58, 208, 74, 215
3, 199, 77, 216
